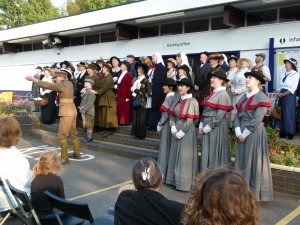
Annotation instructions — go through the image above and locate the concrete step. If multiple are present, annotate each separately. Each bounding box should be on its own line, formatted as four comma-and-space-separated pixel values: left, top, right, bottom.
31, 129, 159, 159
40, 124, 160, 150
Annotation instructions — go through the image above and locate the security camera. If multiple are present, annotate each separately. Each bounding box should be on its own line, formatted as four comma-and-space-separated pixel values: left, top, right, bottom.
52, 37, 61, 45
42, 39, 48, 45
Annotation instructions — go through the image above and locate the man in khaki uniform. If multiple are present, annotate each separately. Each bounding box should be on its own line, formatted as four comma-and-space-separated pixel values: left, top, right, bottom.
26, 71, 80, 164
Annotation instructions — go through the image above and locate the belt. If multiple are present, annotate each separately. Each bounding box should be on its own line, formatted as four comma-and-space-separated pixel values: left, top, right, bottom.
60, 98, 74, 103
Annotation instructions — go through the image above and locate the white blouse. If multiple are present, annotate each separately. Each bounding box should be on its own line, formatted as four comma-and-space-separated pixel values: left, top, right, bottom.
40, 75, 53, 95
278, 70, 300, 94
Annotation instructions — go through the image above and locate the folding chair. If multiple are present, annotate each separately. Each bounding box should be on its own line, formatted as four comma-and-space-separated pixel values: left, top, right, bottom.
44, 191, 113, 225
5, 179, 83, 225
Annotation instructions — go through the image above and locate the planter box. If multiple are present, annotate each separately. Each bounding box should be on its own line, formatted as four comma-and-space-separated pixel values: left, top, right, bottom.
13, 111, 32, 136
271, 164, 300, 197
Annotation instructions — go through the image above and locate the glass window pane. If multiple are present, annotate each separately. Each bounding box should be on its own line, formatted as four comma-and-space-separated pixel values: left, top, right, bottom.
211, 17, 231, 30
0, 47, 3, 55
185, 19, 209, 33
85, 34, 99, 45
33, 42, 43, 51
71, 36, 84, 46
280, 5, 300, 22
139, 26, 159, 38
161, 22, 182, 36
101, 32, 116, 43
23, 44, 32, 52
247, 9, 277, 26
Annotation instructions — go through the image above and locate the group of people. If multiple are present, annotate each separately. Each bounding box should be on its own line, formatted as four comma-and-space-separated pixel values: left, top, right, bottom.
25, 50, 300, 200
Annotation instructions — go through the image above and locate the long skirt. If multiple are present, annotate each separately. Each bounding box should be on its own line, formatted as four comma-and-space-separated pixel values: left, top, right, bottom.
147, 109, 161, 127
131, 108, 147, 138
165, 122, 198, 191
200, 119, 231, 172
275, 89, 297, 135
235, 124, 273, 201
98, 106, 118, 129
117, 98, 131, 125
41, 91, 56, 124
158, 121, 171, 178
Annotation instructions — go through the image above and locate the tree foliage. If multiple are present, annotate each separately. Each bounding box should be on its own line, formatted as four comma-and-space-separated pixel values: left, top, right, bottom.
66, 0, 134, 15
0, 0, 26, 29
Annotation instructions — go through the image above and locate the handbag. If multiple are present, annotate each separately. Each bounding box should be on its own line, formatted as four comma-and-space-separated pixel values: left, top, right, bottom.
132, 96, 142, 109
34, 98, 49, 106
270, 106, 281, 120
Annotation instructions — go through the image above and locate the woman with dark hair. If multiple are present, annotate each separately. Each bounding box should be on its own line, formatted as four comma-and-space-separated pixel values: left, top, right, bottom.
0, 117, 32, 213
114, 158, 184, 225
116, 61, 132, 125
157, 78, 177, 177
110, 56, 122, 95
199, 70, 233, 172
131, 63, 151, 139
165, 78, 199, 191
275, 58, 299, 140
96, 59, 105, 79
181, 167, 259, 225
234, 70, 273, 201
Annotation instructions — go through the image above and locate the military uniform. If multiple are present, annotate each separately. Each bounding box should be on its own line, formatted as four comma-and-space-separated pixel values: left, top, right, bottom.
36, 75, 80, 163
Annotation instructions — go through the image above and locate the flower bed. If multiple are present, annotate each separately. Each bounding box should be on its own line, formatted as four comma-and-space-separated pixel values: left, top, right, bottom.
0, 98, 32, 116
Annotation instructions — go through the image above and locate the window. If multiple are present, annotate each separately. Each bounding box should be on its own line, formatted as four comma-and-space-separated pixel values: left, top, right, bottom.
280, 5, 300, 22
139, 25, 159, 38
161, 22, 182, 36
247, 9, 277, 26
0, 47, 3, 55
33, 42, 43, 51
23, 44, 32, 52
85, 34, 99, 45
101, 32, 116, 43
71, 36, 84, 46
211, 17, 231, 30
185, 19, 209, 33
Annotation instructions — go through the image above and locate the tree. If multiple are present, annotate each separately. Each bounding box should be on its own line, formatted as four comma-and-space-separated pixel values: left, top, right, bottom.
0, 0, 26, 29
66, 0, 134, 15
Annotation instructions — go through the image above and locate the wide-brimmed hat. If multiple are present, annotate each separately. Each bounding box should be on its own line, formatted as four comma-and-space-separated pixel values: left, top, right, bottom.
53, 71, 68, 78
110, 56, 121, 66
200, 51, 210, 57
227, 55, 238, 63
103, 63, 112, 72
121, 60, 130, 70
60, 60, 70, 68
60, 68, 72, 79
35, 66, 43, 71
177, 65, 190, 75
87, 63, 99, 71
255, 53, 266, 60
208, 53, 223, 61
176, 78, 194, 89
76, 61, 88, 68
245, 70, 265, 84
166, 58, 177, 67
96, 59, 105, 66
44, 68, 52, 74
209, 69, 229, 82
237, 58, 253, 70
284, 58, 298, 71
162, 78, 177, 88
84, 79, 95, 86
127, 54, 135, 59
135, 62, 149, 74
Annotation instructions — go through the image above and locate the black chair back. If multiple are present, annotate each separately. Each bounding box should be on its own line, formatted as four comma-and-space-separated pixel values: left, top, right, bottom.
44, 191, 94, 224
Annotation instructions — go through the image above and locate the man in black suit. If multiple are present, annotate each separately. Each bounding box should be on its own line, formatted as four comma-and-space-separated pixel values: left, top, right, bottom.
75, 62, 88, 114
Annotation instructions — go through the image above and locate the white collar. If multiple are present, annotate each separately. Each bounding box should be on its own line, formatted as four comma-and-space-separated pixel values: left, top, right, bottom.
137, 75, 146, 80
213, 86, 226, 92
246, 87, 259, 98
181, 93, 192, 100
166, 92, 175, 98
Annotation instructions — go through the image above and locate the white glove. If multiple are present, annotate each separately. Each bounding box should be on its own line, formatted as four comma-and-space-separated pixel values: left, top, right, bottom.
125, 98, 129, 102
176, 130, 185, 139
157, 124, 163, 132
113, 77, 118, 82
171, 126, 177, 134
132, 92, 137, 97
114, 84, 118, 89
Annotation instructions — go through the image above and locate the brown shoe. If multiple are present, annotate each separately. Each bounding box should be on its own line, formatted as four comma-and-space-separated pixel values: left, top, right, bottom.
73, 154, 81, 159
103, 131, 113, 137
61, 158, 69, 165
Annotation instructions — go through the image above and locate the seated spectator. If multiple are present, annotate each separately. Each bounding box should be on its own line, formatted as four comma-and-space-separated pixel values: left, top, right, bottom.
181, 167, 259, 225
31, 151, 64, 219
0, 117, 32, 212
114, 158, 184, 225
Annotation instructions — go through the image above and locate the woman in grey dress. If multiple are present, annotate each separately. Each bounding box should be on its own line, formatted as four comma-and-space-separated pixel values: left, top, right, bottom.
234, 70, 273, 201
157, 78, 177, 178
165, 78, 199, 191
199, 70, 233, 172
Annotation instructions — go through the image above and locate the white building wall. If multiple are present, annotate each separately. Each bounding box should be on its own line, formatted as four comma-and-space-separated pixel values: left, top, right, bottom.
1, 20, 300, 91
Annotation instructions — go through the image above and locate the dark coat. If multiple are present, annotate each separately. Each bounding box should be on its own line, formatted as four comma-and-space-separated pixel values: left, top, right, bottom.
152, 63, 167, 109
75, 70, 88, 107
115, 189, 184, 225
195, 62, 211, 89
